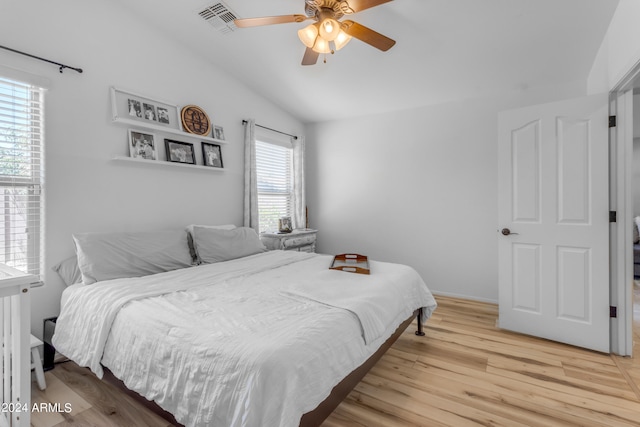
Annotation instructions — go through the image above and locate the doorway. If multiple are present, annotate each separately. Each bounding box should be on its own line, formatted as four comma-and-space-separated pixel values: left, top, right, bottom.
633, 98, 640, 356
611, 65, 640, 356
621, 92, 640, 358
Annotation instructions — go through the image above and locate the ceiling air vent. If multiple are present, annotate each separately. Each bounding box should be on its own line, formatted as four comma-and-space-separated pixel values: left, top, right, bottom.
198, 2, 238, 35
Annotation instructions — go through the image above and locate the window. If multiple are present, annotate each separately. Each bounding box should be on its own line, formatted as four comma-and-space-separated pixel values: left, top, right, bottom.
0, 76, 44, 277
256, 139, 293, 233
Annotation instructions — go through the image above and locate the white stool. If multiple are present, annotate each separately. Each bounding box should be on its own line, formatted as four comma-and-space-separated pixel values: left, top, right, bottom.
30, 334, 46, 390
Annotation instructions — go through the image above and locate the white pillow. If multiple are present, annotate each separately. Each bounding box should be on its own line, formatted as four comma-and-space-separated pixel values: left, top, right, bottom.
186, 224, 236, 264
51, 256, 82, 286
191, 226, 266, 264
634, 216, 640, 244
73, 230, 192, 284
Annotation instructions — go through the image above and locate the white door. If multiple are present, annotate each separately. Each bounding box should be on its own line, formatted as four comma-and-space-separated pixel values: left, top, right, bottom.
498, 94, 609, 353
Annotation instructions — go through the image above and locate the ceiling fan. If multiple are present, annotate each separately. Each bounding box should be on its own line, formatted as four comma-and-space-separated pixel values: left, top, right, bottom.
233, 0, 396, 65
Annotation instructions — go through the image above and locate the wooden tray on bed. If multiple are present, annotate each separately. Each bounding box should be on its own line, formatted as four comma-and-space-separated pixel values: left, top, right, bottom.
329, 253, 370, 275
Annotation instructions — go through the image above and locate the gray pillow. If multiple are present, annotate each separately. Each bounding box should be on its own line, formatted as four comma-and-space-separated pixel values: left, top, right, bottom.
51, 256, 83, 286
634, 216, 640, 244
192, 226, 266, 264
73, 230, 192, 284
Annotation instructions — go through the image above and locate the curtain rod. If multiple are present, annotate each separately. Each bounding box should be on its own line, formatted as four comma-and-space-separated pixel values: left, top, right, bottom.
0, 45, 83, 74
242, 119, 298, 140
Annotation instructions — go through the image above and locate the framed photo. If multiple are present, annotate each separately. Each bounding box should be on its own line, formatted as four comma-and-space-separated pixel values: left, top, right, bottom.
165, 139, 195, 164
110, 87, 180, 130
128, 130, 157, 160
213, 125, 225, 141
278, 217, 292, 233
127, 99, 142, 118
157, 107, 170, 124
202, 142, 223, 168
143, 103, 157, 121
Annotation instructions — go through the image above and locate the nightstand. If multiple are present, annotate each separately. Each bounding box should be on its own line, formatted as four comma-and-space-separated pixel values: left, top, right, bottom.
43, 317, 57, 371
260, 229, 317, 253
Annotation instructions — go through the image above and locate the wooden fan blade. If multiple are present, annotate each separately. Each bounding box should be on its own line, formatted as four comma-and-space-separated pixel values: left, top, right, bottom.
302, 47, 320, 66
342, 0, 393, 13
234, 15, 309, 28
341, 20, 396, 51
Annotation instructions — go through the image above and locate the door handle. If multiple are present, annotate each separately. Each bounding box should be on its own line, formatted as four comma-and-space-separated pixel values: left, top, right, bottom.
500, 228, 519, 236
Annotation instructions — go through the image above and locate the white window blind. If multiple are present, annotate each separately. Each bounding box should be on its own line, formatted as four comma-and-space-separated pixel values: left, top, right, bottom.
0, 76, 44, 278
256, 139, 292, 233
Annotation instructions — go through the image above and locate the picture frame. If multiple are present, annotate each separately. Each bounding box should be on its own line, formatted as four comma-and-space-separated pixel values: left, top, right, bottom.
278, 217, 292, 233
110, 87, 180, 130
128, 130, 157, 160
213, 125, 225, 141
165, 139, 195, 164
143, 103, 157, 121
202, 142, 223, 168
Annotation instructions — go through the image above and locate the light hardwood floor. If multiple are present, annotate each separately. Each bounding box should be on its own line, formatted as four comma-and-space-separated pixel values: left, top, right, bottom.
31, 294, 640, 427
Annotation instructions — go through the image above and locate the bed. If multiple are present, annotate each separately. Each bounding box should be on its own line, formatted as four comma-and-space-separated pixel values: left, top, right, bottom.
52, 226, 437, 427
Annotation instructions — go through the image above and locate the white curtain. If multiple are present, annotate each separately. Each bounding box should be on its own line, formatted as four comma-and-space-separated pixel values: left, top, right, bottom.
243, 119, 259, 231
292, 136, 306, 229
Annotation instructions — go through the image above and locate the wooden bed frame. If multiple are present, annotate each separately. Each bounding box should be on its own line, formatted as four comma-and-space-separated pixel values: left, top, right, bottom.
102, 310, 424, 427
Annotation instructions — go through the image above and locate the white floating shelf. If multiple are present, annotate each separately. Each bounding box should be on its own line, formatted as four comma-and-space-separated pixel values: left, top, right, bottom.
113, 156, 225, 172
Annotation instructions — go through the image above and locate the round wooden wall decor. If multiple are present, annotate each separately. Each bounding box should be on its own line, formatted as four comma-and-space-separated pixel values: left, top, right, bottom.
180, 105, 211, 136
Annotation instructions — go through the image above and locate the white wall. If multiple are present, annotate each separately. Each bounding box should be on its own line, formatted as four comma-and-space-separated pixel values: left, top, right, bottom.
588, 0, 640, 92
305, 81, 585, 302
0, 0, 303, 338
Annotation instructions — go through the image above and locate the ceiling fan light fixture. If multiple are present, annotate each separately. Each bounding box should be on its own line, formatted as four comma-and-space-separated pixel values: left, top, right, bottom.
234, 0, 397, 66
318, 18, 341, 41
297, 24, 318, 48
333, 29, 352, 50
312, 36, 331, 54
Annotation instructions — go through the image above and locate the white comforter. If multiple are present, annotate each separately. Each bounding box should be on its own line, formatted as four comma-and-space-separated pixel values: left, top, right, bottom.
53, 251, 436, 427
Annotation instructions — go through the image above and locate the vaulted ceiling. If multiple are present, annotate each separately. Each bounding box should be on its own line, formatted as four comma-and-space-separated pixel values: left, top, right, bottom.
115, 0, 619, 123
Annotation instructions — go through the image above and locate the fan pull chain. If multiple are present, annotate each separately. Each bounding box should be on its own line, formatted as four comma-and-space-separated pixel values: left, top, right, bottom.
322, 49, 335, 64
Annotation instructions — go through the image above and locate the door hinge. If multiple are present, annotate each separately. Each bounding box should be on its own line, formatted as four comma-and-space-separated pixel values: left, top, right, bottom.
609, 211, 617, 223
609, 115, 617, 128
610, 306, 617, 318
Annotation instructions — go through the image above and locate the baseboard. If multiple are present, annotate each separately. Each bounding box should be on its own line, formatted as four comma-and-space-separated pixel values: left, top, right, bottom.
430, 290, 498, 305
